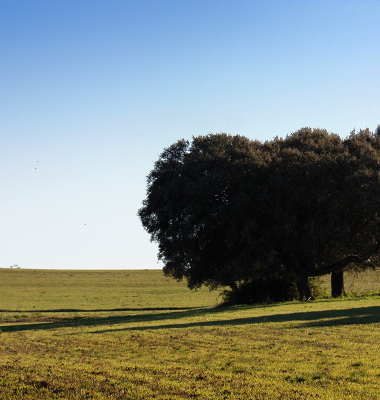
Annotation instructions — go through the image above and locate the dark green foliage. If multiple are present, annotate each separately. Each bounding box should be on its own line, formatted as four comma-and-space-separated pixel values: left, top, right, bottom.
221, 272, 325, 305
222, 273, 299, 305
139, 126, 380, 302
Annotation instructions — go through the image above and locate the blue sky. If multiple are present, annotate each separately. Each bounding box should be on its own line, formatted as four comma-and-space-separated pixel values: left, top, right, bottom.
1, 0, 379, 269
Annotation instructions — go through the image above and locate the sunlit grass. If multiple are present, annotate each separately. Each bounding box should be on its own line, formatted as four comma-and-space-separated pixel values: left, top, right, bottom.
1, 269, 380, 399
0, 269, 221, 315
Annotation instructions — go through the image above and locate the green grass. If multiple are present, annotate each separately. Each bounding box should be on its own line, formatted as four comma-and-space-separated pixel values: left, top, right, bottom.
1, 269, 380, 399
0, 269, 221, 315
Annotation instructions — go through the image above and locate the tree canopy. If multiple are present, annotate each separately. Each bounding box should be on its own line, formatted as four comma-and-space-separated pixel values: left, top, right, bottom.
139, 127, 380, 301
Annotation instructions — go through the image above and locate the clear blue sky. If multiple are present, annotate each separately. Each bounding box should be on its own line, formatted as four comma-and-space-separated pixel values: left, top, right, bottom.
1, 0, 379, 269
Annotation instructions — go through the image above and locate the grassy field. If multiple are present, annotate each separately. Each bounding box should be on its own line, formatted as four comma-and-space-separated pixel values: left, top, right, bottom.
1, 269, 380, 399
0, 269, 221, 313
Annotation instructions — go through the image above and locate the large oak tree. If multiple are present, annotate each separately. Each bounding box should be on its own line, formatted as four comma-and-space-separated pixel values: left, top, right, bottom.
139, 127, 380, 301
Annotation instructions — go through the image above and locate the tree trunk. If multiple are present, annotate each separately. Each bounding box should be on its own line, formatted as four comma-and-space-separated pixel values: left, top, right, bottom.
296, 274, 314, 301
331, 270, 345, 297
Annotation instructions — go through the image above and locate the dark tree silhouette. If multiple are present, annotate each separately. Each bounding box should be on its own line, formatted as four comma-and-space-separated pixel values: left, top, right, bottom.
139, 127, 380, 301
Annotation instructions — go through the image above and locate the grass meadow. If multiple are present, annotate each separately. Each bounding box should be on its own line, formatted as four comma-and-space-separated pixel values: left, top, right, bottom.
1, 269, 380, 399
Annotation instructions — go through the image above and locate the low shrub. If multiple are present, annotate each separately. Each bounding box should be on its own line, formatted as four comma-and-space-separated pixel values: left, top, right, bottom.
222, 274, 323, 305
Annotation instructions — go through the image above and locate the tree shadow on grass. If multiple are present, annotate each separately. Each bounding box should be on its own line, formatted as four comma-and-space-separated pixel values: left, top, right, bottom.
1, 304, 380, 333
89, 305, 380, 334
0, 307, 219, 333
0, 307, 197, 313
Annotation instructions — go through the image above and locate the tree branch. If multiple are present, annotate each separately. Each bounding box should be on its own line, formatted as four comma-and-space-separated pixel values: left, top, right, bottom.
316, 244, 380, 276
